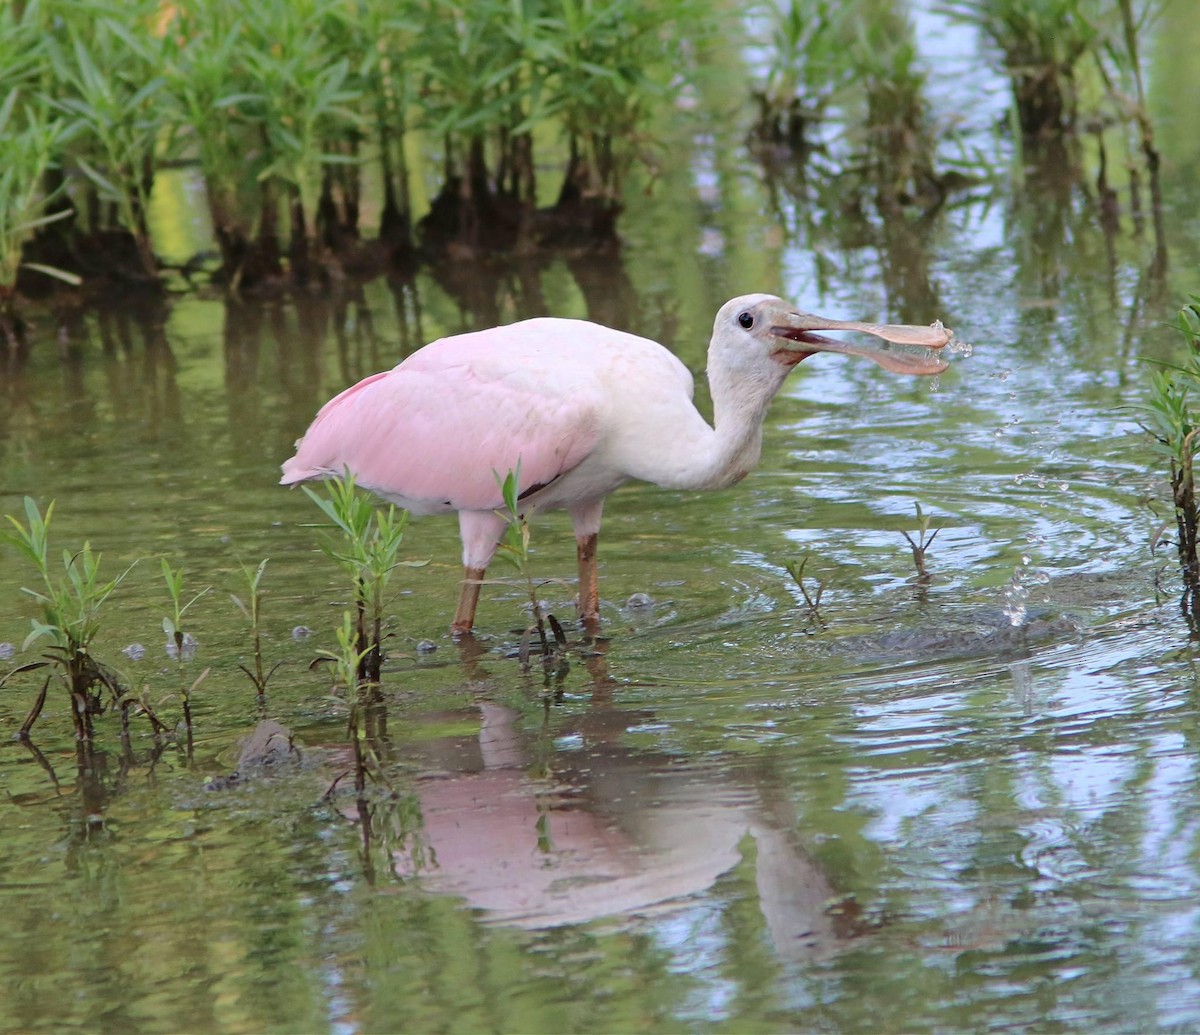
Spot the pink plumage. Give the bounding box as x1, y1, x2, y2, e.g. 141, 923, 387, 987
282, 319, 627, 513
282, 295, 951, 633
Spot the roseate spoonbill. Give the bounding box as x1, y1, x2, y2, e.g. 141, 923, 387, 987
281, 294, 951, 633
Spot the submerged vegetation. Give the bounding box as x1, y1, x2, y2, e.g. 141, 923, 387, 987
753, 0, 1166, 256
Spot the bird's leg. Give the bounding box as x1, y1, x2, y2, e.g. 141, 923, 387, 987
576, 532, 600, 634
568, 501, 605, 635
452, 566, 487, 635
454, 510, 508, 635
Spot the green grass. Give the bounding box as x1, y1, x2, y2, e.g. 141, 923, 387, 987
0, 497, 133, 741
1142, 295, 1200, 614
302, 471, 424, 686
6, 0, 706, 288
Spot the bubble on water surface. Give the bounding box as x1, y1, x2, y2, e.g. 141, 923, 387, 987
291, 625, 313, 640
0, 643, 13, 661
122, 642, 146, 661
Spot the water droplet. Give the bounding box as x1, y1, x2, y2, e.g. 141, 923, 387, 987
1003, 573, 1028, 627
1022, 554, 1032, 565
998, 369, 1011, 382
1058, 482, 1069, 491
949, 339, 974, 357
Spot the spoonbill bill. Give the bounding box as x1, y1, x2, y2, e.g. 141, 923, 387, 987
281, 294, 952, 633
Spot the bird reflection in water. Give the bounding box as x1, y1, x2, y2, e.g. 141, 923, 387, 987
328, 643, 866, 960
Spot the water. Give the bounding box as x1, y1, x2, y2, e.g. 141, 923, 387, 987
4, 37, 1200, 1035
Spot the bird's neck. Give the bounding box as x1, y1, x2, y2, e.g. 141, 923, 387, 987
685, 358, 789, 490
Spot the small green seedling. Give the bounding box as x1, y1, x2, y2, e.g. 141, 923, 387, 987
312, 611, 387, 797
0, 497, 133, 741
231, 557, 282, 703
900, 502, 940, 584
303, 470, 425, 686
1142, 294, 1200, 613
785, 553, 828, 625
161, 558, 211, 755
494, 464, 567, 669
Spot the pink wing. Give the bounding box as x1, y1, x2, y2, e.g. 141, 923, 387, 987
281, 326, 606, 513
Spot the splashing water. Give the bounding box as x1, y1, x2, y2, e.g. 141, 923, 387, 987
1003, 572, 1028, 627
930, 319, 974, 359
1003, 558, 1052, 627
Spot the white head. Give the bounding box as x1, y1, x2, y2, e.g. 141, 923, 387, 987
711, 292, 953, 380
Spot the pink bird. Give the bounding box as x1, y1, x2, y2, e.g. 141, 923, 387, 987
281, 294, 951, 634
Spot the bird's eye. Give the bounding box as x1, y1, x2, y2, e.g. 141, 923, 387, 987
737, 311, 754, 329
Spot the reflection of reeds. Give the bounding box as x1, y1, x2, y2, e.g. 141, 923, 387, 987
751, 0, 847, 151
939, 0, 1164, 248
851, 1, 941, 210
938, 0, 1100, 140
752, 0, 953, 217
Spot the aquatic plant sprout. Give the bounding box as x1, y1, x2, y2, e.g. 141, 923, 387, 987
301, 471, 424, 685
494, 463, 566, 666
0, 497, 133, 741
1141, 295, 1200, 615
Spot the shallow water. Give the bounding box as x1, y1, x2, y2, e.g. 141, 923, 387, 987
5, 26, 1200, 1035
